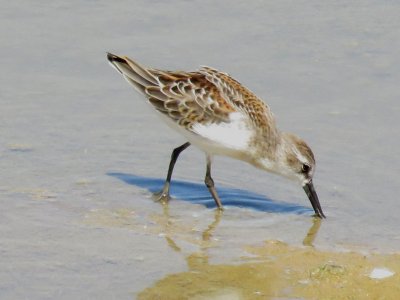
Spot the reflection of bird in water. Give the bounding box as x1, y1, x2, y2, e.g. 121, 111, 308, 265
157, 204, 222, 261
137, 204, 323, 299
107, 53, 325, 218
156, 203, 321, 263
303, 217, 322, 247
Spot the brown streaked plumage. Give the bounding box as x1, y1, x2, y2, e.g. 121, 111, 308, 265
107, 53, 325, 218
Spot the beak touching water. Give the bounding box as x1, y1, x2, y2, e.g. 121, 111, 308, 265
303, 181, 326, 218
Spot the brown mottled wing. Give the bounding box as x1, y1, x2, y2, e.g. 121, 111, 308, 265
144, 68, 237, 130
199, 67, 276, 135
108, 54, 275, 136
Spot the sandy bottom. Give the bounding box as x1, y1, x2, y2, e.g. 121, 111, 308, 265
85, 208, 400, 299
138, 242, 400, 299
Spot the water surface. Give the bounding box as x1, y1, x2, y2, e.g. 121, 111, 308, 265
1, 1, 400, 299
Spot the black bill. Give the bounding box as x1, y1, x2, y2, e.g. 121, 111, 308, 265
303, 181, 326, 218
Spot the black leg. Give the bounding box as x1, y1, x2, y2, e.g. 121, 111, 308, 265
153, 142, 190, 202
204, 155, 223, 209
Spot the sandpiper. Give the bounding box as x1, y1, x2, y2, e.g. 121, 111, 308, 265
107, 53, 325, 218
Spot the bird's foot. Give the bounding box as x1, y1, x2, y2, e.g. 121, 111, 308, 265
152, 190, 171, 204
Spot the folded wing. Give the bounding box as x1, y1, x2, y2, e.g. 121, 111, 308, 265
107, 53, 276, 139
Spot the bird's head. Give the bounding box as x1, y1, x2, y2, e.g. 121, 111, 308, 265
259, 132, 325, 218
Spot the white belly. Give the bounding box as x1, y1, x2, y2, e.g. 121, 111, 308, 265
157, 111, 253, 161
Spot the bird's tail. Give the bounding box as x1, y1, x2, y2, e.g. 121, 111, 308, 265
107, 52, 158, 94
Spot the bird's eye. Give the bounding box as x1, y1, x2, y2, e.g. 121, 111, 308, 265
301, 164, 311, 173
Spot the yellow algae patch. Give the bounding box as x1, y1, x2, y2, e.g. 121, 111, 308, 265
138, 240, 400, 300
84, 208, 137, 228
10, 188, 57, 200
83, 206, 221, 248
75, 179, 92, 186
84, 207, 400, 299
137, 252, 279, 300
247, 240, 400, 299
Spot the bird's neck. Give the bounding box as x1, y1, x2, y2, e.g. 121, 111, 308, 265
249, 131, 295, 173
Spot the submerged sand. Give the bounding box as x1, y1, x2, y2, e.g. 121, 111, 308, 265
85, 208, 400, 299
138, 244, 400, 299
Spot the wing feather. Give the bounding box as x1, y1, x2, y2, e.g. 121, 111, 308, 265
107, 54, 277, 139
199, 67, 276, 133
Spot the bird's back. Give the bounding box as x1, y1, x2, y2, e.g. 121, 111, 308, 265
107, 53, 279, 157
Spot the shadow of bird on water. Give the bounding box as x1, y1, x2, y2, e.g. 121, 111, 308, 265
108, 172, 313, 216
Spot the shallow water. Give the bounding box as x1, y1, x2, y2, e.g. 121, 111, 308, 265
1, 1, 400, 298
